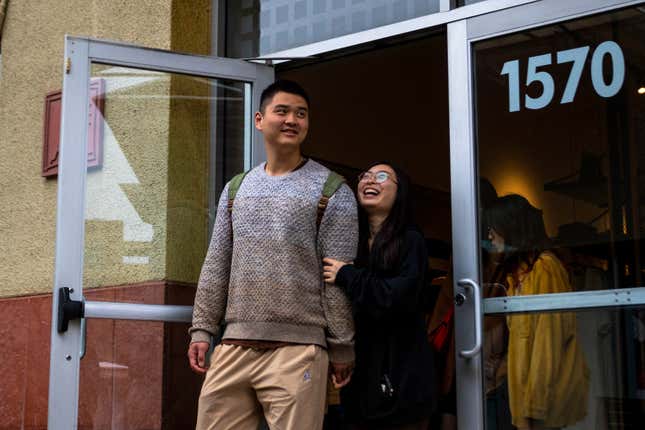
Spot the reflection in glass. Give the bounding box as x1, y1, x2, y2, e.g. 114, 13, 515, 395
78, 320, 201, 429
76, 66, 250, 429
459, 0, 487, 6
484, 307, 645, 430
82, 65, 249, 300
475, 6, 645, 294
226, 0, 441, 57
474, 6, 645, 429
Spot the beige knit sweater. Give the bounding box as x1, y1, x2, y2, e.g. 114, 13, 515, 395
189, 160, 358, 363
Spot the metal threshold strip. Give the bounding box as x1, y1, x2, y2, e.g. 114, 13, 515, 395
484, 287, 645, 314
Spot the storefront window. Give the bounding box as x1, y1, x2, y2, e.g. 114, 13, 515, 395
226, 0, 440, 58
473, 9, 645, 428
475, 6, 645, 295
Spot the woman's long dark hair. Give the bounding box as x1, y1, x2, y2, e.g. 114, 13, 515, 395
357, 162, 413, 273
484, 194, 551, 282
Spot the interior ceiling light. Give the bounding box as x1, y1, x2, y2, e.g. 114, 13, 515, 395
638, 87, 645, 95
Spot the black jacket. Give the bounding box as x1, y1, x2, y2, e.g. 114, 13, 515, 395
336, 229, 437, 427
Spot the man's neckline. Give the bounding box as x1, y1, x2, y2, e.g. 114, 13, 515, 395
263, 157, 309, 177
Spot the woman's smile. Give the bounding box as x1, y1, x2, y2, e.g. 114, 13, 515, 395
362, 187, 381, 197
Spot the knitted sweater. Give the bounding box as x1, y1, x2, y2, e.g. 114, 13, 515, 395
189, 160, 358, 363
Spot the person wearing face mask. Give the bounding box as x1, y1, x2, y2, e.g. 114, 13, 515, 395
484, 194, 590, 430
323, 162, 436, 430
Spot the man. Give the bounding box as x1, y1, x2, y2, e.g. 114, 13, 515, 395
188, 80, 358, 430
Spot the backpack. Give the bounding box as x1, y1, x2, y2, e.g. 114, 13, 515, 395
226, 169, 346, 230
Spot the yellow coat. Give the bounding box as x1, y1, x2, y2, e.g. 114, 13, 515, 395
506, 252, 590, 428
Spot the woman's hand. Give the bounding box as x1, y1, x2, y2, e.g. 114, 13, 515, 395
330, 361, 354, 388
323, 258, 349, 284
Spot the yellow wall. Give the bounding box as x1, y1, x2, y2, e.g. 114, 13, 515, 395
0, 1, 211, 297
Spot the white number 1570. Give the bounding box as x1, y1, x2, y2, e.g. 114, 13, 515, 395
500, 41, 625, 112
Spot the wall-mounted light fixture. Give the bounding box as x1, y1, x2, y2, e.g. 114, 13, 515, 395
638, 87, 645, 95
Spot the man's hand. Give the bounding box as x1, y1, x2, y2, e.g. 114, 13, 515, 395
330, 361, 354, 388
188, 341, 210, 374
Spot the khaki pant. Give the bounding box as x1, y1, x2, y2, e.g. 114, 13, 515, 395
196, 344, 329, 430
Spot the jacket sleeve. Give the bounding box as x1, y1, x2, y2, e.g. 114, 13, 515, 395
188, 183, 232, 345
521, 258, 574, 419
317, 183, 358, 363
335, 230, 428, 320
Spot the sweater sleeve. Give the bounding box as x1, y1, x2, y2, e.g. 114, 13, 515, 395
317, 183, 358, 363
335, 230, 428, 320
188, 183, 232, 345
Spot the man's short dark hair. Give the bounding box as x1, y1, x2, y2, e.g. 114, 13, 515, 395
259, 80, 310, 113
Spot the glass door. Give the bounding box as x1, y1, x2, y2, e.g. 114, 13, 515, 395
47, 36, 273, 429
448, 1, 645, 429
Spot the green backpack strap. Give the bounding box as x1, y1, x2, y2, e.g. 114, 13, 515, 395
227, 171, 249, 214
317, 171, 345, 230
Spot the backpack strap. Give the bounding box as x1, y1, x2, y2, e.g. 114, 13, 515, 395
316, 171, 345, 230
227, 171, 249, 214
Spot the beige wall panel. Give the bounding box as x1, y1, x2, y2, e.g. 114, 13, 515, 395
0, 0, 174, 297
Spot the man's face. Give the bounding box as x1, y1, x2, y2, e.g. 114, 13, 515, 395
255, 91, 309, 149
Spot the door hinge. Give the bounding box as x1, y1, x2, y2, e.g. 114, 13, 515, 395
57, 287, 84, 333
65, 58, 72, 74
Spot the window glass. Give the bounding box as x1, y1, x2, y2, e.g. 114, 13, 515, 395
227, 0, 440, 57
482, 307, 645, 429
475, 7, 645, 295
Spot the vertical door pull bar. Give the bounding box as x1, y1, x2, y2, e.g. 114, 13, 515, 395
457, 278, 482, 358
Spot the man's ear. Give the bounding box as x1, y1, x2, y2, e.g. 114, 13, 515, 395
254, 111, 263, 130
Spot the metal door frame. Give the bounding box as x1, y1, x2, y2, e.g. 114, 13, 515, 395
447, 1, 645, 429
47, 36, 273, 429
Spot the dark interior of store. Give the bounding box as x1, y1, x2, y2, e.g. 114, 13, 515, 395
274, 6, 645, 424
278, 30, 453, 279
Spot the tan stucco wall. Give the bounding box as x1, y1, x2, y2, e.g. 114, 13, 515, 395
166, 0, 212, 284
0, 0, 7, 39
0, 1, 211, 297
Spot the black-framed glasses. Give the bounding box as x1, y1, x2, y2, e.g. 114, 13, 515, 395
358, 170, 398, 184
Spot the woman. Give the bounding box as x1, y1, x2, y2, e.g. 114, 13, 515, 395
323, 162, 436, 430
484, 194, 590, 430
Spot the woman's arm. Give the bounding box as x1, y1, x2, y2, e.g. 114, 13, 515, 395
334, 230, 428, 320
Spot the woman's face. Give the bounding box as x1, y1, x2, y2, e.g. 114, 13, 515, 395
357, 164, 398, 216
488, 226, 505, 253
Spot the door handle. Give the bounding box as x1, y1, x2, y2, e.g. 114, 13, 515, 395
457, 278, 482, 359
57, 287, 85, 333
